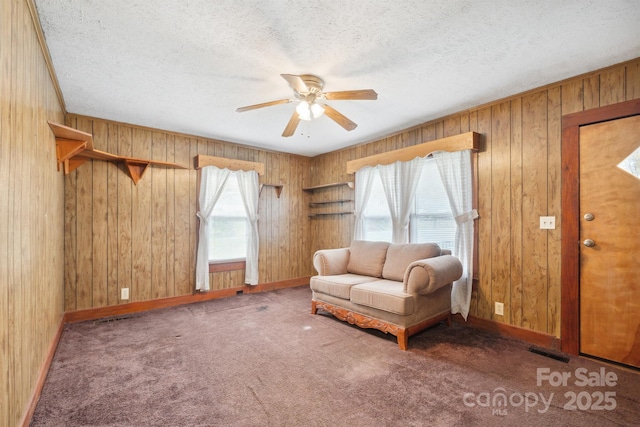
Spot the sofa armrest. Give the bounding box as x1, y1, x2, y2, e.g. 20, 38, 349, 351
403, 255, 463, 295
313, 248, 350, 276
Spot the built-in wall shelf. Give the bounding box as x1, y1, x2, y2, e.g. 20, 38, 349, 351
47, 121, 187, 184
302, 181, 354, 192
260, 183, 284, 198
309, 199, 353, 207
308, 211, 354, 218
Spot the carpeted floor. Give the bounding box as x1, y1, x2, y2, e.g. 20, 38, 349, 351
31, 286, 639, 426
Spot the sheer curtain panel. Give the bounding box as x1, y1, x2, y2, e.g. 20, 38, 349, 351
236, 170, 260, 285
378, 158, 424, 243
353, 166, 376, 240
433, 150, 477, 320
196, 166, 232, 291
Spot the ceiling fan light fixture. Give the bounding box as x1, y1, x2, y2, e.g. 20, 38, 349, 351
296, 100, 325, 121
311, 102, 325, 118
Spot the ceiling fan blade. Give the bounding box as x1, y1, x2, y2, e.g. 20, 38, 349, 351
236, 99, 292, 112
323, 89, 378, 100
322, 104, 357, 131
282, 111, 301, 137
281, 74, 309, 94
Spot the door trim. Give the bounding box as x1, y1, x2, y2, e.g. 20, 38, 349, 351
561, 98, 640, 355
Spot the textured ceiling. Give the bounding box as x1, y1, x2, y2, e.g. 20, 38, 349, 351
35, 0, 640, 157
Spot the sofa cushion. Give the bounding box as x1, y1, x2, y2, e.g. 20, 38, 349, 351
347, 240, 390, 278
381, 243, 441, 282
310, 274, 373, 300
350, 280, 414, 315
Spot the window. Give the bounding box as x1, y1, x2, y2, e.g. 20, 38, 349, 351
361, 157, 455, 249
208, 174, 248, 263
411, 157, 456, 250
362, 172, 392, 242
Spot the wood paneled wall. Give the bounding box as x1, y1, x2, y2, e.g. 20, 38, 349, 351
63, 115, 314, 311
309, 58, 640, 338
1, 0, 66, 425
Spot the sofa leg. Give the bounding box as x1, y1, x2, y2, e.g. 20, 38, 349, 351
445, 314, 452, 327
311, 300, 318, 315
397, 330, 408, 351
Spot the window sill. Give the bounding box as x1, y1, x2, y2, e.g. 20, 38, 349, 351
209, 260, 246, 273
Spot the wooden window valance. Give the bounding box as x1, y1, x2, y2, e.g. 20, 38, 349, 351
195, 154, 265, 175
346, 132, 480, 174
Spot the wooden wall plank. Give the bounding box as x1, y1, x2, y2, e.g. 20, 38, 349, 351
583, 76, 600, 110
547, 86, 562, 337
117, 126, 133, 304
106, 123, 119, 305
91, 120, 108, 307
600, 66, 626, 106
510, 98, 524, 326
131, 129, 153, 301
165, 135, 176, 297
75, 117, 93, 309
476, 107, 493, 319
561, 79, 584, 115
521, 91, 548, 333
490, 102, 511, 321
173, 135, 192, 295
151, 132, 168, 299
627, 61, 640, 101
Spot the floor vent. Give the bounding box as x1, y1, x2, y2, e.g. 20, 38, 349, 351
528, 346, 570, 363
94, 315, 136, 324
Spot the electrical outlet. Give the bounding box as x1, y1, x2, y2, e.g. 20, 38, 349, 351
121, 288, 129, 300
540, 216, 556, 230
495, 302, 504, 316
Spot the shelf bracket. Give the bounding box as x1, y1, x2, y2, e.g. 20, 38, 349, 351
259, 184, 284, 198
123, 160, 151, 185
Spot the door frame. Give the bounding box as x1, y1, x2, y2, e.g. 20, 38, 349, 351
561, 98, 640, 355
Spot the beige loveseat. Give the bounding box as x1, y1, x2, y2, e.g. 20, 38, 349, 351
310, 240, 463, 350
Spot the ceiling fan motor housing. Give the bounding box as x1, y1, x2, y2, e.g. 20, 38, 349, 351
299, 74, 324, 94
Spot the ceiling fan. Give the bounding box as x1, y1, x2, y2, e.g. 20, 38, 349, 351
236, 74, 378, 137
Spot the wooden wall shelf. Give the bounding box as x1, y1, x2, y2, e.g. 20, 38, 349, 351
302, 181, 354, 192
308, 212, 354, 218
260, 183, 284, 198
47, 121, 187, 184
309, 199, 353, 206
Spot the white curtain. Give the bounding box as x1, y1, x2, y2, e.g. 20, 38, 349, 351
378, 158, 424, 243
353, 166, 376, 240
236, 170, 260, 285
196, 166, 232, 291
433, 150, 477, 320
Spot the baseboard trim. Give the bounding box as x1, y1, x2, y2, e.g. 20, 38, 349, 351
64, 276, 311, 323
19, 315, 65, 427
452, 314, 561, 351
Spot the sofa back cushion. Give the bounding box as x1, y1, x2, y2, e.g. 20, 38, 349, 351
382, 243, 441, 281
347, 240, 390, 277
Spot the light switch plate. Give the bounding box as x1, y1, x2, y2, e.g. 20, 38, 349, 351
121, 288, 129, 300
540, 216, 556, 230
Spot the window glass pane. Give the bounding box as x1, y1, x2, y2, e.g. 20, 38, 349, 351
411, 158, 456, 251
362, 171, 392, 242
209, 175, 247, 262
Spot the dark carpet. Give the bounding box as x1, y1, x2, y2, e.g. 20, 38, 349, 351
31, 286, 639, 426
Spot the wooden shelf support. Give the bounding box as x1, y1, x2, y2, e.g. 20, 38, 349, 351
123, 160, 151, 185
260, 183, 284, 198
